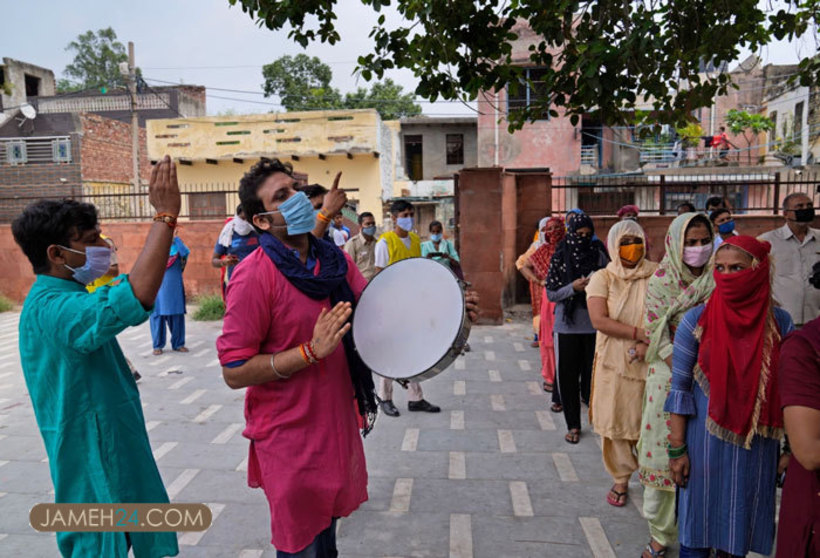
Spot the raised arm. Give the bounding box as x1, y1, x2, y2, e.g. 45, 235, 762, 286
128, 156, 182, 307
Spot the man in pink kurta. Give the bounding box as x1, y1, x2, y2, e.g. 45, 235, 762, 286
218, 247, 368, 552
217, 158, 376, 557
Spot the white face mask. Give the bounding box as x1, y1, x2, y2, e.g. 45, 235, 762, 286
59, 245, 112, 285
682, 244, 712, 268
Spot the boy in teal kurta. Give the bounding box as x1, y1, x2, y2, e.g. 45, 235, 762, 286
12, 156, 182, 558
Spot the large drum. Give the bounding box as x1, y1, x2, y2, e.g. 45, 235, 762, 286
353, 257, 471, 385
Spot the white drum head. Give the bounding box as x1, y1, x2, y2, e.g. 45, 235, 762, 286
353, 258, 464, 379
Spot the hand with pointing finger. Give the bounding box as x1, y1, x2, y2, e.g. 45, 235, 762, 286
321, 172, 347, 217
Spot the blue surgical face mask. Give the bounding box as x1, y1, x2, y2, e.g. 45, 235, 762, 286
60, 245, 112, 285
258, 191, 315, 236
430, 233, 443, 242
362, 226, 377, 237
717, 220, 735, 235
396, 216, 414, 232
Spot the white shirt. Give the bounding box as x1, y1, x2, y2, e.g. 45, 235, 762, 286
374, 236, 412, 268
758, 223, 820, 326
713, 230, 739, 250
332, 228, 347, 247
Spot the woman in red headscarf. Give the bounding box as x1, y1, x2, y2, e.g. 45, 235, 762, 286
663, 236, 794, 558
522, 217, 566, 401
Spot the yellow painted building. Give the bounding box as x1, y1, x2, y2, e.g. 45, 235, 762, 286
146, 109, 395, 224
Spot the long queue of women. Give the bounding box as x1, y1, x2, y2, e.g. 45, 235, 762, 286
518, 208, 811, 558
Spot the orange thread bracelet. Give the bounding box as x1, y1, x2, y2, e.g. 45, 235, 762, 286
316, 211, 331, 224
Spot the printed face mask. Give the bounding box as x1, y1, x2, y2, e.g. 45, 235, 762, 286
619, 243, 644, 264
396, 216, 414, 232
257, 191, 315, 236
682, 244, 712, 268
60, 245, 112, 285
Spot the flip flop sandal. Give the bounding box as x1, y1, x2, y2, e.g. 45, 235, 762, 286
642, 543, 667, 558
551, 403, 563, 413
606, 487, 628, 507
564, 430, 580, 444
543, 382, 554, 392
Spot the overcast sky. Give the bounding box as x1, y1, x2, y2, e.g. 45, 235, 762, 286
1, 0, 815, 118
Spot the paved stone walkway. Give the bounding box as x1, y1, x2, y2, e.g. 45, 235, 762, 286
0, 311, 672, 557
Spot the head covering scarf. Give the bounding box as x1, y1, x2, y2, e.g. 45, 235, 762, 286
535, 217, 550, 247
617, 204, 640, 219
645, 213, 715, 362
602, 220, 656, 318
529, 217, 565, 279
696, 236, 783, 448
258, 232, 378, 436
218, 213, 255, 248
546, 212, 609, 323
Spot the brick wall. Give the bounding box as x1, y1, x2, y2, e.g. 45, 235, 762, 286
0, 220, 229, 303
79, 113, 152, 184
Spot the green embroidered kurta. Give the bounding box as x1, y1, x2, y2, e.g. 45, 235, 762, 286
19, 274, 178, 558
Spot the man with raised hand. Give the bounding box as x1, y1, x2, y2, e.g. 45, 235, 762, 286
12, 156, 182, 558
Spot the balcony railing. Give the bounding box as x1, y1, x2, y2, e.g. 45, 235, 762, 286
0, 136, 72, 165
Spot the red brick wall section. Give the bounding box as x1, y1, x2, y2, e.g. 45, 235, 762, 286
0, 220, 229, 303
79, 113, 152, 184
457, 168, 505, 323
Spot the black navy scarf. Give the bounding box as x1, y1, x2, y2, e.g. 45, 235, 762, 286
259, 232, 378, 435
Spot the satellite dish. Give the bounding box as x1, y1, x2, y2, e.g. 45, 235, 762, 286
20, 103, 36, 120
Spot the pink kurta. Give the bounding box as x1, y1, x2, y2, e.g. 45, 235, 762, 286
539, 296, 557, 384
217, 247, 369, 553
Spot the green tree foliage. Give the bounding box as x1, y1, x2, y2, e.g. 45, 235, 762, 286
262, 54, 343, 111
725, 109, 775, 164
60, 27, 128, 92
262, 55, 421, 118
228, 0, 820, 129
343, 78, 421, 120
676, 123, 704, 149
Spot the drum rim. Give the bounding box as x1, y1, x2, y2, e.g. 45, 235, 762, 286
352, 257, 466, 378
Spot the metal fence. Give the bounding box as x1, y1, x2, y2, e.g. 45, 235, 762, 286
550, 170, 820, 216
0, 182, 241, 223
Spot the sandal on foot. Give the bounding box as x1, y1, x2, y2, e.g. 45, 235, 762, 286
543, 381, 553, 393
550, 402, 563, 413
641, 542, 667, 558
152, 349, 163, 355
173, 347, 189, 353
606, 486, 628, 507
565, 429, 580, 444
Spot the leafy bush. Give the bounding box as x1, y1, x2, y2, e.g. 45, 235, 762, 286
0, 295, 13, 313
192, 293, 225, 321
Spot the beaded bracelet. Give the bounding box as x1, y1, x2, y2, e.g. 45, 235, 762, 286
667, 443, 688, 459
305, 341, 319, 363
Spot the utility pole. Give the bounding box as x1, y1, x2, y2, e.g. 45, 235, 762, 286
125, 42, 139, 218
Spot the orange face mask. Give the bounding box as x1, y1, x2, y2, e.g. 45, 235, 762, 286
619, 243, 644, 264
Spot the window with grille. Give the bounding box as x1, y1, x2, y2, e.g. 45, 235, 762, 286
507, 67, 550, 117
188, 192, 226, 220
